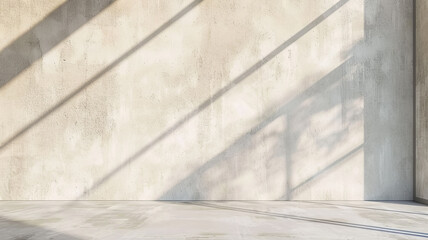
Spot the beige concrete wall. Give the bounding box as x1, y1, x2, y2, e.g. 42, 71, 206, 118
0, 0, 413, 200
416, 0, 428, 203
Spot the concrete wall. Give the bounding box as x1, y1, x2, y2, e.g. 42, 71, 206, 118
416, 0, 428, 204
0, 0, 413, 200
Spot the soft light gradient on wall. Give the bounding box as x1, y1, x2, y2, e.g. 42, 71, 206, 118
0, 0, 413, 200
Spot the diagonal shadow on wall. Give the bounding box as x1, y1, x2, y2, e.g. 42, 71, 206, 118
158, 0, 413, 201
0, 0, 116, 89
287, 144, 363, 198
76, 0, 351, 199
0, 0, 205, 152
159, 58, 359, 200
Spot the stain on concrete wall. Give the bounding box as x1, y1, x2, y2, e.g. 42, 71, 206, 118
416, 0, 428, 203
0, 0, 413, 200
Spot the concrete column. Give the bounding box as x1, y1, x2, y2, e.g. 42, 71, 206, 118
416, 0, 428, 204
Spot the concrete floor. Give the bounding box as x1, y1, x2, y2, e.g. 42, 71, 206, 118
0, 201, 427, 239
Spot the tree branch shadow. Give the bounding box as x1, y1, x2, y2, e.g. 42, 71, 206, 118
159, 58, 354, 200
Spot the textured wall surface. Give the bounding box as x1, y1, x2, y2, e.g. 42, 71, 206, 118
416, 0, 428, 203
0, 0, 413, 200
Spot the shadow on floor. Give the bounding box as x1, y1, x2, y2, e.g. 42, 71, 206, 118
300, 201, 428, 217
179, 202, 428, 238
0, 215, 80, 240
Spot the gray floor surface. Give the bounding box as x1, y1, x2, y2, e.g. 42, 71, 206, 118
0, 201, 427, 239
